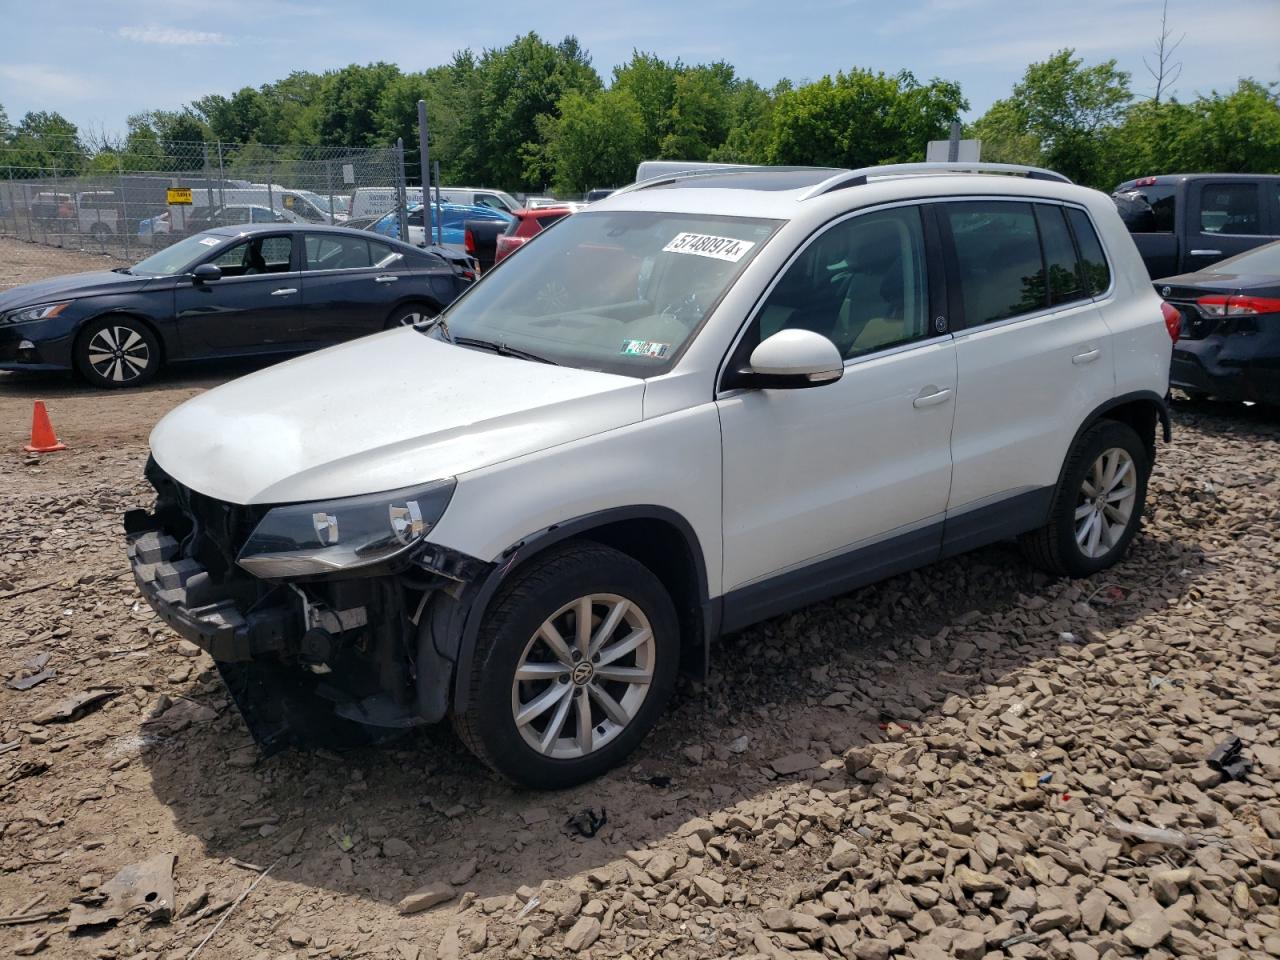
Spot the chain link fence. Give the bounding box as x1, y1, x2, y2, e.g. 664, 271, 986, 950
0, 138, 412, 285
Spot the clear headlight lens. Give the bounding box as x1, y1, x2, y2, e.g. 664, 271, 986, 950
236, 479, 456, 578
2, 301, 72, 325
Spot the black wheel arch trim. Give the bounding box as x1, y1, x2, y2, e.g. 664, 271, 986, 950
1069, 390, 1171, 460
445, 505, 712, 714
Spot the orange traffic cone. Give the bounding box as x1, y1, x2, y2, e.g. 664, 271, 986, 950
24, 401, 67, 453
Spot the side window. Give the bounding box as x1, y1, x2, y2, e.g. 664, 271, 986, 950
259, 236, 293, 270
369, 240, 405, 269
211, 240, 250, 271
251, 207, 273, 223
1064, 208, 1111, 296
1034, 204, 1087, 306
303, 234, 371, 271
944, 202, 1044, 326
1199, 183, 1261, 235
1113, 185, 1176, 233
755, 205, 930, 359
476, 195, 501, 208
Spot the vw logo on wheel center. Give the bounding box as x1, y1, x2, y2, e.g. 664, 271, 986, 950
571, 661, 594, 685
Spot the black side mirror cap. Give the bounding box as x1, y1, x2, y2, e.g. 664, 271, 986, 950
192, 263, 222, 284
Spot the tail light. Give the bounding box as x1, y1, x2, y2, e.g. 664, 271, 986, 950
494, 235, 525, 264
464, 228, 475, 255
1195, 294, 1280, 317
1160, 301, 1181, 343
1134, 176, 1158, 187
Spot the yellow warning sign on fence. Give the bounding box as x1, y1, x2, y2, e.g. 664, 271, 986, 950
166, 187, 193, 205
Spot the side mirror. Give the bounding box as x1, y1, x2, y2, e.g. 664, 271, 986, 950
739, 329, 844, 389
192, 263, 222, 284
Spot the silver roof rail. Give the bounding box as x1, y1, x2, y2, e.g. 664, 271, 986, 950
611, 163, 844, 198
800, 162, 1072, 199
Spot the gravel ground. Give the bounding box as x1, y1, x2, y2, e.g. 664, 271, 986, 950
0, 237, 120, 290
1, 360, 1278, 960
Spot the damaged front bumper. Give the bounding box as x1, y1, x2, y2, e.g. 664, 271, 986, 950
124, 461, 490, 753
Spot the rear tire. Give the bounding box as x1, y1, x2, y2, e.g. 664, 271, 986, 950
1020, 420, 1150, 577
75, 316, 160, 389
453, 543, 679, 789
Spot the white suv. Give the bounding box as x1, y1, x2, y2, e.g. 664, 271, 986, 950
127, 162, 1174, 788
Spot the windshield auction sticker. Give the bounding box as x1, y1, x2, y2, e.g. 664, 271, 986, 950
198, 237, 221, 246
621, 339, 670, 358
662, 232, 755, 262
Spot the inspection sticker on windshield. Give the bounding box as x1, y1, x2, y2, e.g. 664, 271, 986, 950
662, 232, 755, 262
197, 237, 221, 246
621, 339, 670, 358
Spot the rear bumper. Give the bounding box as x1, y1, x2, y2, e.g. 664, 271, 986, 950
1171, 332, 1280, 405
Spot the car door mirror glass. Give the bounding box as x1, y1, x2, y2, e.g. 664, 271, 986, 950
747, 329, 844, 387
192, 263, 222, 284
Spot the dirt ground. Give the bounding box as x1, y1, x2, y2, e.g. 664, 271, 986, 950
1, 345, 1278, 959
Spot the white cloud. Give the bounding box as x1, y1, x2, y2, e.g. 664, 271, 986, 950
117, 26, 232, 46
0, 64, 87, 99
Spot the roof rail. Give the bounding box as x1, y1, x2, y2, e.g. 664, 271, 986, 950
801, 162, 1071, 199
612, 163, 844, 198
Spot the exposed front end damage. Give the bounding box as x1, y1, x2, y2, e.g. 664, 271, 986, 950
125, 458, 489, 754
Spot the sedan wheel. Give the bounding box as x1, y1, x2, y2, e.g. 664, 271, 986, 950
386, 305, 438, 329
75, 317, 160, 388
511, 594, 655, 760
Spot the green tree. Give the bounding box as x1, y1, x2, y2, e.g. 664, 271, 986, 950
459, 33, 601, 189
966, 98, 1043, 166
660, 63, 736, 160
540, 87, 646, 193
6, 111, 85, 177
0, 102, 10, 143
767, 69, 966, 167
308, 62, 404, 147
612, 52, 681, 157
977, 49, 1131, 185
709, 79, 776, 164
193, 87, 272, 143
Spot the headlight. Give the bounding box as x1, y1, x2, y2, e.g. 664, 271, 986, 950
236, 479, 456, 578
2, 301, 72, 325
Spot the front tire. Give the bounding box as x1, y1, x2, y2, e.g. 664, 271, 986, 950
385, 302, 439, 329
1021, 420, 1150, 577
75, 316, 160, 388
453, 543, 679, 789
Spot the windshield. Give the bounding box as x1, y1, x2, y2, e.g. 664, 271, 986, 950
131, 232, 232, 275
1208, 239, 1280, 275
440, 210, 779, 376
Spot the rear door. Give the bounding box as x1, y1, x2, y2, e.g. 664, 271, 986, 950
174, 233, 304, 356
1185, 180, 1278, 272
940, 200, 1114, 548
299, 233, 412, 342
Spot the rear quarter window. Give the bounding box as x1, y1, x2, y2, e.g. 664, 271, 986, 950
1113, 184, 1176, 233
1064, 208, 1111, 296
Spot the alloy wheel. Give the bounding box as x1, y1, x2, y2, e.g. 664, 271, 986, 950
1074, 447, 1137, 559
510, 593, 655, 760
86, 326, 150, 384
393, 309, 435, 327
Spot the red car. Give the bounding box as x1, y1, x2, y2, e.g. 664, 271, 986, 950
493, 206, 575, 264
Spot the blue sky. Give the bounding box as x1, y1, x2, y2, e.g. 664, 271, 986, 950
1, 0, 1277, 137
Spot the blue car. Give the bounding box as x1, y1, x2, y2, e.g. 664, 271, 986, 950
370, 202, 512, 248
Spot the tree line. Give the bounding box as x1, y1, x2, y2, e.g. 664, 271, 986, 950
1, 33, 1277, 194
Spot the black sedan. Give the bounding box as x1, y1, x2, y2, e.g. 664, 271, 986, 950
0, 225, 473, 388
1159, 240, 1280, 407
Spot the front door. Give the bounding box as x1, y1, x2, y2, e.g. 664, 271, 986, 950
175, 233, 302, 356
717, 204, 956, 621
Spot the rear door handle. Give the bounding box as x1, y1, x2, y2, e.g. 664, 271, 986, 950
913, 387, 952, 408
1189, 249, 1222, 257
374, 275, 399, 283
271, 287, 297, 296
1072, 348, 1101, 365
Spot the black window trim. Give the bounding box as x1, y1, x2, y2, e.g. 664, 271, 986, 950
716, 197, 950, 397
937, 195, 1115, 335
196, 230, 300, 278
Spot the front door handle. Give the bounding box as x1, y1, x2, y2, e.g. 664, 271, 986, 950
271, 287, 297, 296
1072, 348, 1101, 365
374, 275, 399, 283
1189, 249, 1222, 257
913, 387, 952, 408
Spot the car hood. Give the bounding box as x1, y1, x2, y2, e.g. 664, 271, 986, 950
0, 271, 153, 312
149, 330, 646, 505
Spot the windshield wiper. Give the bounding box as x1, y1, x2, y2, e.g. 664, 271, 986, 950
414, 314, 453, 343
454, 336, 558, 365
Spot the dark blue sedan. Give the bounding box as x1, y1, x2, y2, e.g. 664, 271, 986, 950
0, 225, 473, 388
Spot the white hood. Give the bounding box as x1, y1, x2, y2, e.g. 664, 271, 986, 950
150, 329, 645, 504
